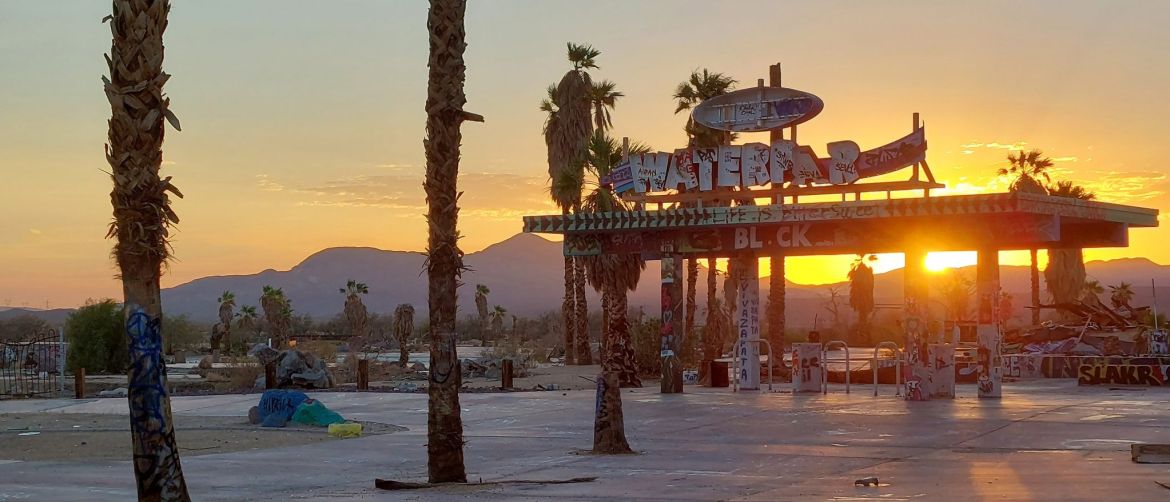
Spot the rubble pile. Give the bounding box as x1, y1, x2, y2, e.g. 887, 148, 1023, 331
1007, 300, 1158, 356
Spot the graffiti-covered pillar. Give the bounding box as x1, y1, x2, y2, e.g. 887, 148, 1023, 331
976, 248, 1003, 398
735, 257, 761, 390
904, 248, 932, 401
660, 253, 684, 394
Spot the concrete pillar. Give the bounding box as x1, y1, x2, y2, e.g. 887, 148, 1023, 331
735, 257, 761, 390
976, 248, 1003, 398
660, 254, 684, 394
904, 249, 931, 401
791, 343, 822, 392
929, 344, 955, 398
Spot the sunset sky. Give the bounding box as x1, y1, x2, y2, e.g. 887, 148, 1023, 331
3, 1, 1169, 309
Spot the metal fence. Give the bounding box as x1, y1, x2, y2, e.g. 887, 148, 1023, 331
0, 331, 62, 398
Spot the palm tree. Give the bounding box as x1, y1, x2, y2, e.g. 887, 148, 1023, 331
1110, 282, 1135, 312
998, 149, 1053, 194
392, 304, 415, 368
1045, 181, 1095, 309
423, 0, 470, 483
474, 284, 490, 329
545, 42, 600, 366
103, 0, 190, 497
999, 149, 1053, 324
260, 285, 291, 347
586, 79, 623, 132
938, 270, 973, 325
490, 305, 507, 335
673, 70, 738, 361
673, 69, 737, 148
848, 255, 877, 345
580, 132, 650, 387
340, 280, 369, 354
216, 291, 235, 354
236, 305, 259, 339
1083, 279, 1105, 303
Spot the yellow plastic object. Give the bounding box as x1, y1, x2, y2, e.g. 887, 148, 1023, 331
328, 422, 363, 438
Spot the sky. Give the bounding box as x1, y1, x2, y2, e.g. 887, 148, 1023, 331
2, 1, 1169, 309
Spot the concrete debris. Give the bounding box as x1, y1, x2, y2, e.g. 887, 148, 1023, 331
854, 477, 879, 487
462, 356, 529, 379
98, 387, 127, 398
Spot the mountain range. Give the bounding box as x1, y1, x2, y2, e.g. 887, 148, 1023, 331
5, 233, 1170, 329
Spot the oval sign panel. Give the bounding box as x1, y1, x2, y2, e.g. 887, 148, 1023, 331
691, 86, 824, 133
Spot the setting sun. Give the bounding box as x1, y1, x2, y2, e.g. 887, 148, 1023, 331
925, 251, 978, 272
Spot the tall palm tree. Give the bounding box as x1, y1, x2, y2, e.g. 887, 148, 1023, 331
581, 132, 650, 387
103, 0, 189, 497
1082, 279, 1105, 303
216, 291, 235, 354
236, 305, 259, 339
848, 255, 876, 346
586, 79, 623, 132
673, 69, 737, 148
393, 304, 415, 368
340, 280, 369, 353
260, 285, 290, 347
1045, 181, 1095, 309
999, 149, 1053, 324
1110, 282, 1135, 311
490, 305, 507, 335
674, 70, 737, 362
474, 284, 490, 330
423, 0, 471, 483
545, 42, 600, 366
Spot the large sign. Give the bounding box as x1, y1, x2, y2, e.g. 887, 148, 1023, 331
606, 127, 926, 194
691, 86, 824, 133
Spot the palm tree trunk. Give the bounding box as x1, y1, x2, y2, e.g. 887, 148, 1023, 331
105, 1, 190, 498
574, 258, 592, 364
767, 256, 785, 363
1030, 249, 1041, 325
685, 258, 698, 362
606, 289, 641, 387
562, 255, 577, 365
594, 286, 631, 453
423, 0, 468, 483
701, 257, 718, 383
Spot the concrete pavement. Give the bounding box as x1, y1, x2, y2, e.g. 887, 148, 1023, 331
2, 380, 1169, 500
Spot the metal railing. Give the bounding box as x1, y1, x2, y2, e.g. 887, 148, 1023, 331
822, 341, 851, 394
872, 342, 903, 397
731, 339, 774, 392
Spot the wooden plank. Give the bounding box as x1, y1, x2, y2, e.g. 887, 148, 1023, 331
1132, 444, 1170, 464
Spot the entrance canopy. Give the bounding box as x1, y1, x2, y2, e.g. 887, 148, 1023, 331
523, 191, 1159, 258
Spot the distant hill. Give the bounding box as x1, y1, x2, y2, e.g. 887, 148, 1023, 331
158, 233, 826, 324
9, 235, 1170, 331
0, 307, 74, 326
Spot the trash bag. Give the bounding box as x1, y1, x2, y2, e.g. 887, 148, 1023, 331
256, 389, 309, 428
291, 398, 345, 426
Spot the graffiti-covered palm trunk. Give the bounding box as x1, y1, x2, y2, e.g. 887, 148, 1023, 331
574, 258, 592, 364
423, 0, 468, 483
562, 255, 576, 365
604, 288, 641, 387
104, 0, 190, 498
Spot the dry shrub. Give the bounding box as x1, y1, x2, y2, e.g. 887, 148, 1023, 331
221, 362, 263, 392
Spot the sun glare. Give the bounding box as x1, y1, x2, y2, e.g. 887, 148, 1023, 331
925, 251, 977, 272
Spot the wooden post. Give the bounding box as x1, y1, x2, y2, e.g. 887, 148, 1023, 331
264, 361, 276, 389
74, 367, 85, 399
357, 359, 369, 390
501, 359, 514, 389
766, 62, 787, 370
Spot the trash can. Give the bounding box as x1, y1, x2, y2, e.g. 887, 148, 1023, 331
710, 360, 729, 388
